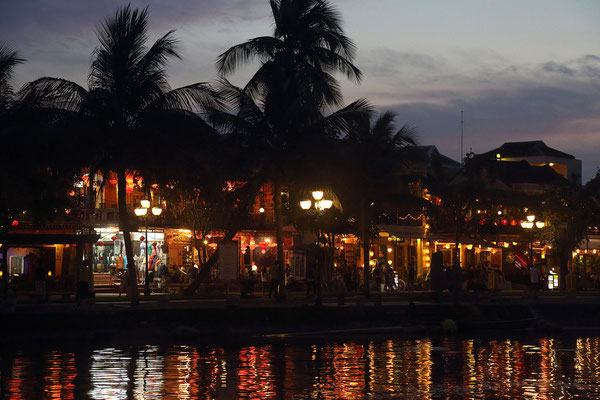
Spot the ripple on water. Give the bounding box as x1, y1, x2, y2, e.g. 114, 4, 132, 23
2, 336, 600, 399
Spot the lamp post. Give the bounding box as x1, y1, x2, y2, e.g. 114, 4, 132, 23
520, 214, 545, 269
135, 200, 163, 296
300, 191, 333, 306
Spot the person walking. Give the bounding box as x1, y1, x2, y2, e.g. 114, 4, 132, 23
269, 263, 280, 298
529, 263, 541, 296
260, 266, 269, 295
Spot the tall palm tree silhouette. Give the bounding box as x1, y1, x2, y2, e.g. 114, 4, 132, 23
216, 0, 363, 288
20, 6, 220, 304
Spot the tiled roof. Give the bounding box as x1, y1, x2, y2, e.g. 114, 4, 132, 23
479, 140, 575, 160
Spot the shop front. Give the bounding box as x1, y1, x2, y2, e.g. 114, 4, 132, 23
93, 228, 166, 276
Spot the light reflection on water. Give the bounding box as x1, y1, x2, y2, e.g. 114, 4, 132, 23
2, 337, 600, 399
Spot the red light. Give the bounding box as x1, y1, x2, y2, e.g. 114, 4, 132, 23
510, 220, 517, 226
11, 220, 18, 227
501, 219, 508, 225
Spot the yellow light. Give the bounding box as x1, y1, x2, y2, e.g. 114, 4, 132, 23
444, 244, 450, 249
576, 249, 580, 254
47, 271, 52, 277
259, 207, 265, 213
594, 249, 597, 254
0, 270, 3, 278
134, 207, 147, 216
203, 240, 208, 245
425, 249, 430, 254
312, 191, 324, 201
549, 162, 554, 166
496, 153, 501, 159
467, 244, 473, 250
140, 199, 150, 208
535, 221, 545, 228
541, 254, 546, 259
387, 260, 393, 265
387, 247, 392, 253
369, 251, 374, 257
504, 242, 509, 248
521, 221, 534, 229
425, 224, 430, 229
151, 207, 162, 216
497, 210, 502, 215
527, 215, 535, 222
300, 200, 311, 210
369, 260, 376, 266
265, 238, 271, 243
477, 210, 481, 214
513, 242, 518, 245
426, 263, 430, 268
321, 199, 333, 209
251, 265, 258, 271
425, 255, 430, 261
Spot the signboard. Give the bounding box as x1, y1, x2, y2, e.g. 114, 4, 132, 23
344, 244, 355, 263
289, 250, 306, 279
218, 242, 239, 280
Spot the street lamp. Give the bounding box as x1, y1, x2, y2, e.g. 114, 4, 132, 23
521, 215, 545, 269
135, 200, 164, 296
299, 191, 333, 306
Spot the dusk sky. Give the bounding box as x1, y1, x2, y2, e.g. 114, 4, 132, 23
2, 0, 599, 181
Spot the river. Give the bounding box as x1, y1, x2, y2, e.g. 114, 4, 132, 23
1, 334, 599, 399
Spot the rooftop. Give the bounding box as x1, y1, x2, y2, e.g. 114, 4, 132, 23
479, 140, 576, 160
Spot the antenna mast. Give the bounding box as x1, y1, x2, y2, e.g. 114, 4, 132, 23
460, 110, 464, 164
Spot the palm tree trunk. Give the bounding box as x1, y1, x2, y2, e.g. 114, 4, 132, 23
361, 202, 371, 299
1, 243, 7, 297
273, 180, 286, 297
117, 168, 139, 305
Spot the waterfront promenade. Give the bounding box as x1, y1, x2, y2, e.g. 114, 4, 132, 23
2, 290, 600, 345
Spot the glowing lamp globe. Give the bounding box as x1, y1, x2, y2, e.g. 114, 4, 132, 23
312, 191, 324, 201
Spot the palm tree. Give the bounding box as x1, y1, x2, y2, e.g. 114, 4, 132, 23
216, 0, 362, 290
19, 6, 220, 304
0, 43, 24, 285
333, 112, 416, 297
0, 43, 24, 114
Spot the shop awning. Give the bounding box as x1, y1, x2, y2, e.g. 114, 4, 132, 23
0, 233, 100, 246
581, 236, 600, 250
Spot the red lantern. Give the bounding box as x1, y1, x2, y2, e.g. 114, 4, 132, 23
501, 219, 508, 226
97, 241, 104, 246
510, 220, 517, 226
11, 220, 18, 227
111, 235, 117, 241
139, 236, 145, 242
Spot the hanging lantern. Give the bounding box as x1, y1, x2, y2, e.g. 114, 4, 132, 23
139, 236, 145, 242
510, 220, 517, 226
11, 220, 19, 227
111, 235, 117, 241
97, 241, 104, 246
501, 219, 508, 226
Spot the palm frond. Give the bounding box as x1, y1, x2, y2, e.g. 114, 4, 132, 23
216, 37, 281, 76
17, 77, 87, 112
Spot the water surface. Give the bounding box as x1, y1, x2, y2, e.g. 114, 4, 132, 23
2, 335, 600, 399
